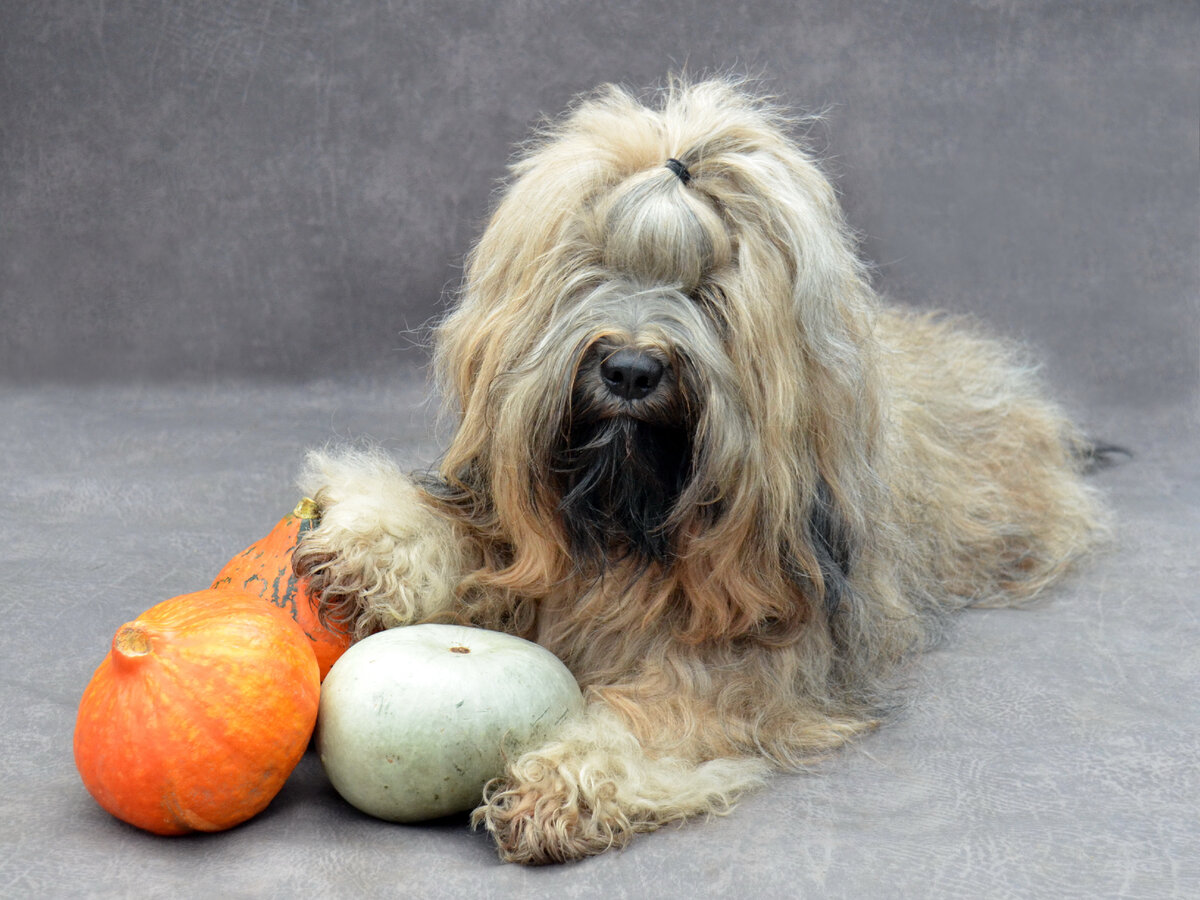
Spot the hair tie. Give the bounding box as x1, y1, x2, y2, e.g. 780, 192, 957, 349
665, 158, 692, 185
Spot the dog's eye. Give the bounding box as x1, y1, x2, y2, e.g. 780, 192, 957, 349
695, 283, 728, 306
690, 286, 731, 336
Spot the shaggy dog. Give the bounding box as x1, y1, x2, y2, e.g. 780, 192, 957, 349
294, 78, 1108, 864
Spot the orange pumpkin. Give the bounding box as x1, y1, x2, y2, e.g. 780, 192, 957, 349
212, 498, 351, 680
73, 589, 320, 835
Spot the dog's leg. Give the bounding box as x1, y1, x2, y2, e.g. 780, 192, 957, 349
293, 449, 470, 638
472, 702, 770, 864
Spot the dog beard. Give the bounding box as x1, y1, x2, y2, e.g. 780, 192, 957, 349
551, 392, 695, 567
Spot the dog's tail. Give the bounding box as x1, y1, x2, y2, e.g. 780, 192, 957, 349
1075, 439, 1131, 473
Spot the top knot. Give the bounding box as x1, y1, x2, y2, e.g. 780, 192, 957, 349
595, 161, 729, 292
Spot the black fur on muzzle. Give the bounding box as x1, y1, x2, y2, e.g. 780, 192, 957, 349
550, 338, 698, 566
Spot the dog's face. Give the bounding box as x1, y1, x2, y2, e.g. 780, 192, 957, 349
431, 80, 882, 634
550, 283, 712, 565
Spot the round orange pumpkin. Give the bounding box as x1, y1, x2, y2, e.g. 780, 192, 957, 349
73, 589, 320, 835
212, 498, 351, 680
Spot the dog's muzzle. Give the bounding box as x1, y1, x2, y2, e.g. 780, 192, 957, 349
571, 336, 681, 426
550, 336, 694, 564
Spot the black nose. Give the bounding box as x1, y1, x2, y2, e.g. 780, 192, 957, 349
600, 348, 665, 401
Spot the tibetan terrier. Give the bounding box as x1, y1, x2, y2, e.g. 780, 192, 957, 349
294, 78, 1108, 863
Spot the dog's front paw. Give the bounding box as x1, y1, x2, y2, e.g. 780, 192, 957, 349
470, 705, 771, 864
294, 450, 469, 638
472, 768, 637, 865
293, 519, 392, 637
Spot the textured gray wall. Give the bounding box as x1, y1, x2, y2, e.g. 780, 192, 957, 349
2, 1, 1196, 410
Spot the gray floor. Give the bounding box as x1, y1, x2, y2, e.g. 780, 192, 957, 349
2, 380, 1196, 898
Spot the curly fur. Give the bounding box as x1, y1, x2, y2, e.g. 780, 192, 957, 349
294, 77, 1109, 864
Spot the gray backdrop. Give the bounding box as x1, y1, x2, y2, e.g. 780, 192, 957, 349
2, 0, 1195, 406
3, 2, 1197, 898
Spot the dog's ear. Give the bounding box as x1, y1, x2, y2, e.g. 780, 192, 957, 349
782, 475, 859, 624
795, 477, 856, 619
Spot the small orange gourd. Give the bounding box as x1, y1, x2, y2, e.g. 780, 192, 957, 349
73, 589, 320, 835
212, 498, 351, 680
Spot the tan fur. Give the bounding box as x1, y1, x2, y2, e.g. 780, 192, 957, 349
294, 77, 1109, 864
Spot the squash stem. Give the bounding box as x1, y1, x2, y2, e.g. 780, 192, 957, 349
113, 624, 152, 668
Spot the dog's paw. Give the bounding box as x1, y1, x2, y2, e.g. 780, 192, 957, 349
292, 518, 399, 637
472, 770, 638, 865
293, 449, 468, 638
469, 704, 772, 864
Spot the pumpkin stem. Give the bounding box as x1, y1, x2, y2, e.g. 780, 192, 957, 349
293, 497, 320, 520
113, 624, 152, 667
